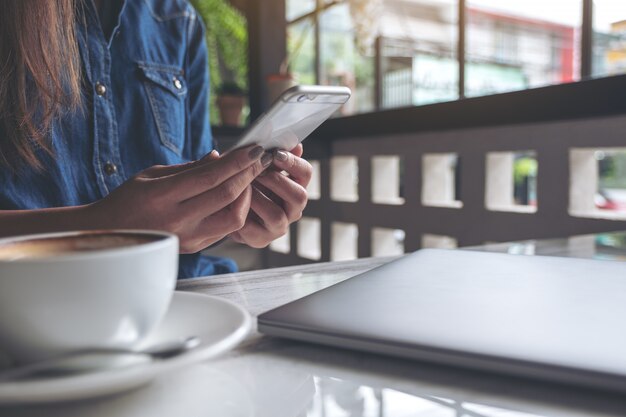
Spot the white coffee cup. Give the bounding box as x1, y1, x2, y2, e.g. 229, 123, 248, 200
0, 230, 178, 363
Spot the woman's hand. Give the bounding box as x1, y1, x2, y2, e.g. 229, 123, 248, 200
89, 146, 273, 253
230, 144, 312, 248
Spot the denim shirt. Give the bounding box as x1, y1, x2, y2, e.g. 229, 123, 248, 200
0, 0, 237, 278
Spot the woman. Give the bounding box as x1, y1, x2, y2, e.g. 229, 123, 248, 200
0, 0, 311, 278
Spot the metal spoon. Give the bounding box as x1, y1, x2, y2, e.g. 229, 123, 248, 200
0, 336, 201, 382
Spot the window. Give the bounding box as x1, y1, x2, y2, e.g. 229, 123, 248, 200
320, 3, 376, 114
287, 0, 458, 112
192, 0, 248, 125
379, 0, 459, 108
287, 17, 316, 85
466, 0, 582, 97
285, 1, 618, 117
286, 0, 376, 115
287, 0, 316, 21
592, 1, 626, 76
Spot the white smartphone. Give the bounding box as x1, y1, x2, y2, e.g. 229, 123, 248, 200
228, 85, 351, 152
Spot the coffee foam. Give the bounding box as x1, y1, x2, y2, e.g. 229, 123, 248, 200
0, 233, 163, 260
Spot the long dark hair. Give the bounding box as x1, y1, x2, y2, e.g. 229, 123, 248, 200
0, 0, 82, 172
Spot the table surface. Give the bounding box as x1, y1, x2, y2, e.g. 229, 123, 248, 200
10, 232, 626, 417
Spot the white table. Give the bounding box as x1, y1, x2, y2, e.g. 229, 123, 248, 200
9, 233, 626, 416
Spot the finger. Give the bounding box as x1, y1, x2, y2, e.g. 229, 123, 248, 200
249, 186, 289, 235
256, 144, 304, 177
171, 145, 269, 199
230, 216, 275, 248
140, 163, 194, 179
257, 145, 302, 177
252, 180, 283, 207
183, 186, 253, 252
198, 149, 221, 163
140, 150, 220, 179
290, 143, 303, 158
178, 154, 272, 220
271, 150, 312, 186
255, 171, 307, 222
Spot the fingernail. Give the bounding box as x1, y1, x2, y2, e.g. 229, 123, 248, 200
261, 152, 274, 167
248, 146, 264, 160
201, 150, 219, 161
274, 149, 289, 161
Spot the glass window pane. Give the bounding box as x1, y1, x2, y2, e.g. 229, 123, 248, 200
592, 1, 626, 76
466, 0, 582, 98
287, 18, 316, 85
320, 3, 376, 115
380, 0, 459, 108
286, 0, 316, 22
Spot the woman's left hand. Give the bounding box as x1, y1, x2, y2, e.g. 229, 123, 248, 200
230, 144, 312, 248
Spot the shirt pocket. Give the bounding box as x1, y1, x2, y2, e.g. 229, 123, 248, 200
138, 62, 188, 155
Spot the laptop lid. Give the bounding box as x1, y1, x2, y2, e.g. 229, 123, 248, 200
258, 249, 626, 392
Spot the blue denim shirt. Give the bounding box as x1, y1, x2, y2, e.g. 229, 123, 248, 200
0, 0, 237, 278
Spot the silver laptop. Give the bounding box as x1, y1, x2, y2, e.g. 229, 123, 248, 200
258, 249, 626, 392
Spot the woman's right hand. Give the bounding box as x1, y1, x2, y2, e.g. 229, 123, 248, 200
88, 146, 273, 253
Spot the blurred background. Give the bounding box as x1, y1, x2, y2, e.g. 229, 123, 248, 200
193, 0, 625, 121
192, 0, 626, 271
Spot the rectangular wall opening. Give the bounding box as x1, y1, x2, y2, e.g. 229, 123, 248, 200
570, 148, 626, 220
307, 160, 321, 200
269, 229, 290, 254
422, 234, 458, 249
486, 151, 537, 213
330, 156, 359, 202
297, 217, 321, 260
372, 156, 405, 205
331, 222, 358, 261
372, 227, 405, 257
422, 153, 462, 208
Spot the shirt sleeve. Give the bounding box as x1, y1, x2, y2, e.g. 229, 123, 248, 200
184, 7, 213, 161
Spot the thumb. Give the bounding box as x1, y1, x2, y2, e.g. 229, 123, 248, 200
140, 150, 220, 179
200, 149, 220, 162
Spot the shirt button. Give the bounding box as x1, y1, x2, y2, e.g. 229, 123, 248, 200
104, 162, 117, 176
173, 77, 182, 90
95, 82, 107, 97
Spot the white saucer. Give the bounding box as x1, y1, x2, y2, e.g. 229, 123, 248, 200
0, 291, 252, 405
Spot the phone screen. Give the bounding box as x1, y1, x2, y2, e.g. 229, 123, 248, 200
232, 87, 351, 151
